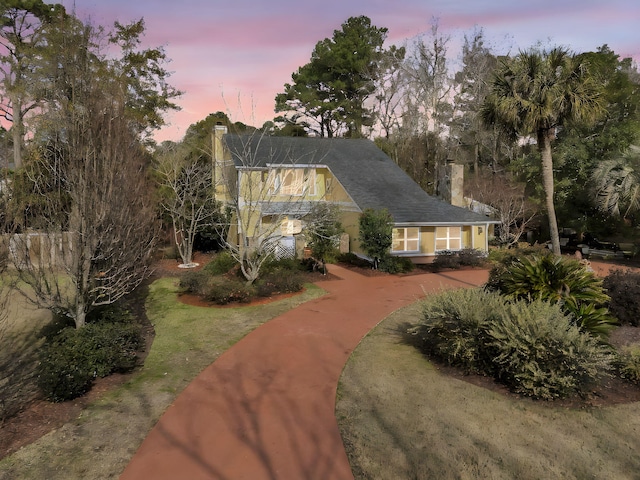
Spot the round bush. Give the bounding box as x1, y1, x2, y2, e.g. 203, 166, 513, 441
487, 299, 612, 400
408, 288, 506, 374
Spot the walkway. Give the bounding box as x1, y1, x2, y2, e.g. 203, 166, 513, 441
120, 265, 488, 480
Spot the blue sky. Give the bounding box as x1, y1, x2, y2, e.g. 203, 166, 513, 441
63, 0, 640, 142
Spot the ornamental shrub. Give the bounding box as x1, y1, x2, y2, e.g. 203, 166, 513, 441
408, 288, 505, 374
615, 346, 640, 384
37, 319, 142, 402
432, 250, 460, 270
379, 255, 414, 274
204, 278, 254, 305
179, 270, 210, 296
487, 255, 616, 338
487, 299, 612, 400
409, 288, 613, 400
358, 208, 393, 269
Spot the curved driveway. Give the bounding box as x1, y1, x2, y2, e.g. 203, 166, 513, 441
120, 265, 488, 480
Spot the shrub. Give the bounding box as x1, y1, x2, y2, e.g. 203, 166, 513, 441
487, 299, 612, 400
408, 288, 505, 374
432, 250, 461, 270
487, 255, 616, 338
378, 255, 414, 274
204, 278, 254, 305
37, 320, 142, 402
615, 346, 640, 384
203, 250, 237, 276
358, 208, 393, 269
408, 288, 613, 400
261, 257, 303, 275
603, 269, 640, 326
179, 270, 210, 296
255, 271, 304, 297
458, 248, 487, 267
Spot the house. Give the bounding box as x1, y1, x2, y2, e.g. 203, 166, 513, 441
213, 126, 498, 263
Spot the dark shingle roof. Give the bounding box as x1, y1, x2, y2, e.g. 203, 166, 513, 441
224, 134, 494, 225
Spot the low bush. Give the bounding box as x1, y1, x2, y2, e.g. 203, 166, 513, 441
487, 300, 612, 400
615, 346, 640, 384
37, 313, 143, 402
255, 271, 304, 297
408, 288, 613, 400
179, 270, 210, 296
408, 288, 505, 374
203, 250, 237, 276
431, 250, 460, 270
204, 278, 254, 305
260, 256, 304, 275
458, 248, 487, 267
379, 255, 414, 274
603, 269, 640, 326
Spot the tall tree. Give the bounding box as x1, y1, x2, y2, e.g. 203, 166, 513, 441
107, 19, 182, 142
6, 14, 160, 328
552, 45, 640, 230
451, 28, 502, 172
275, 16, 389, 138
482, 47, 604, 254
0, 0, 65, 168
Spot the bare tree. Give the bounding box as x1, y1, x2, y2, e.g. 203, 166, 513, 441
6, 22, 158, 328
156, 143, 219, 267
466, 170, 538, 246
215, 131, 328, 284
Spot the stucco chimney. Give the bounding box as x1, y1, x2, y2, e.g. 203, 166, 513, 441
438, 159, 465, 207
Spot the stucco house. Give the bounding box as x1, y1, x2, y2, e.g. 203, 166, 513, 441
213, 125, 498, 263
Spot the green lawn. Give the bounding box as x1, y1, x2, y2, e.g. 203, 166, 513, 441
0, 277, 325, 480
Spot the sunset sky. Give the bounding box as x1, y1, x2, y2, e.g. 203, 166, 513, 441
63, 0, 640, 142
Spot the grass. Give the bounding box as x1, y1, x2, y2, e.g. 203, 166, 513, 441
336, 302, 640, 480
0, 277, 324, 480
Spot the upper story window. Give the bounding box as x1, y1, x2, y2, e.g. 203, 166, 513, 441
269, 168, 315, 196
435, 226, 462, 251
392, 227, 420, 252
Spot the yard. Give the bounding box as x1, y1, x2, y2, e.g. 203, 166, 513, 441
336, 300, 640, 479
0, 268, 325, 479
2, 254, 640, 479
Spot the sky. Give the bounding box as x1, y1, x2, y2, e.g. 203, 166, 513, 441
63, 0, 640, 143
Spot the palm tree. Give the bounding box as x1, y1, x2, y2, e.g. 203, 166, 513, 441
592, 146, 640, 219
482, 47, 603, 254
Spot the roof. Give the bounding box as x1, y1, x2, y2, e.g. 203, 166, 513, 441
224, 134, 496, 225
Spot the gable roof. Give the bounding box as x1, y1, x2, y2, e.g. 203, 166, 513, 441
224, 134, 495, 225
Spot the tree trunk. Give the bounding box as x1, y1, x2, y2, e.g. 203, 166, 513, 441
11, 97, 23, 169
539, 129, 561, 255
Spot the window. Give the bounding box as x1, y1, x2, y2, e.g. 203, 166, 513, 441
270, 168, 315, 196
392, 227, 420, 252
435, 226, 462, 251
